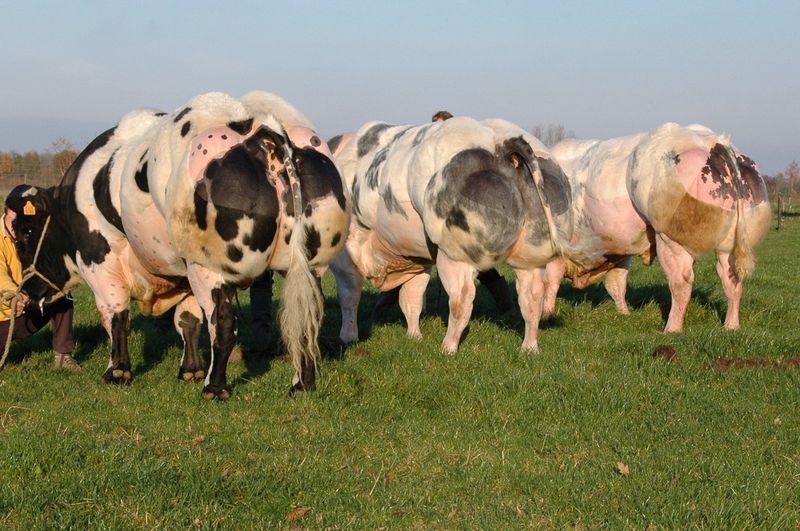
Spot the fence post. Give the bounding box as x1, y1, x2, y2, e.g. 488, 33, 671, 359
777, 194, 783, 231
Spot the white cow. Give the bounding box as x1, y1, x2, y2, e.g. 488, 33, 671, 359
544, 123, 771, 331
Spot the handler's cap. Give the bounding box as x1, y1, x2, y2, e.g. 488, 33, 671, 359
4, 184, 38, 216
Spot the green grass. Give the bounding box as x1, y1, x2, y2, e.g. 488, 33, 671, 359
1, 219, 799, 529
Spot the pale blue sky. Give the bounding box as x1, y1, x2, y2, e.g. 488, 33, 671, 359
1, 0, 797, 174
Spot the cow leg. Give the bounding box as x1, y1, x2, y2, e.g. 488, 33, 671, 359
186, 264, 235, 400
604, 258, 632, 315
174, 295, 205, 381
715, 251, 743, 330
399, 270, 431, 340
436, 252, 477, 354
79, 261, 134, 384
542, 258, 565, 318
101, 309, 133, 384
655, 233, 695, 333
513, 267, 545, 352
330, 250, 364, 345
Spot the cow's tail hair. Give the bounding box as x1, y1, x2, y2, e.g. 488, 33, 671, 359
722, 144, 755, 279
278, 157, 324, 391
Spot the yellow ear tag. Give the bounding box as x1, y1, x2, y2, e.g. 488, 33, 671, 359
23, 201, 36, 216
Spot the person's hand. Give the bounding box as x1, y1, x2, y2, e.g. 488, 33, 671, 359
13, 293, 29, 317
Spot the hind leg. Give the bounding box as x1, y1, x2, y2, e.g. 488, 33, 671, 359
604, 258, 632, 315
716, 251, 743, 330
542, 258, 565, 319
399, 270, 431, 340
174, 295, 205, 381
656, 233, 695, 333
436, 252, 477, 354
330, 250, 364, 345
513, 266, 545, 352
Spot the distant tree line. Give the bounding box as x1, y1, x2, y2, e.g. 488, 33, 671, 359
0, 138, 77, 196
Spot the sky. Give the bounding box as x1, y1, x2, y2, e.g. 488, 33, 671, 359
0, 0, 798, 174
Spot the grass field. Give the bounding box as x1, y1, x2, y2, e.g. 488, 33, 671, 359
1, 217, 798, 529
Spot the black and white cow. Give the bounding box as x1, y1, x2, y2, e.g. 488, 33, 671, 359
329, 117, 585, 352
11, 91, 349, 398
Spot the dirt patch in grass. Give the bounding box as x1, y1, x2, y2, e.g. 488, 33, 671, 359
705, 357, 800, 371
652, 345, 679, 363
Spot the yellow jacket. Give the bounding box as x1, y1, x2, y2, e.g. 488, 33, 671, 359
0, 214, 23, 321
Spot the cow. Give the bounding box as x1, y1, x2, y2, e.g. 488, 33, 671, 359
10, 91, 349, 398
328, 116, 587, 353
543, 122, 771, 332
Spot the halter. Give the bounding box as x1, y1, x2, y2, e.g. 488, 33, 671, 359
19, 215, 73, 305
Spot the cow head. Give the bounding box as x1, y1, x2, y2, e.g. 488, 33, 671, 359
6, 185, 78, 305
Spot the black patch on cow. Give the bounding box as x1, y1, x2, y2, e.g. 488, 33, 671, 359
194, 191, 208, 230
101, 309, 132, 383
305, 225, 321, 260
93, 155, 125, 234
293, 147, 347, 210
535, 155, 571, 217
411, 124, 433, 147
365, 146, 389, 189
227, 244, 243, 263
177, 310, 202, 378
228, 118, 254, 136
381, 182, 408, 219
331, 231, 341, 247
462, 243, 484, 263
194, 126, 280, 251
327, 134, 344, 154
173, 107, 191, 122
433, 148, 524, 256
701, 144, 738, 200
357, 123, 392, 157
28, 126, 120, 281
181, 121, 191, 137
736, 153, 767, 204
391, 126, 412, 144
351, 181, 362, 219
134, 161, 149, 193
445, 207, 470, 232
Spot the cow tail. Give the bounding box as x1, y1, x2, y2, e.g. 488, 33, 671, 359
721, 145, 755, 280
278, 154, 324, 392
518, 155, 562, 257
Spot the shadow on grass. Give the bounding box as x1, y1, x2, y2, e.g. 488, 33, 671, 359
548, 280, 724, 327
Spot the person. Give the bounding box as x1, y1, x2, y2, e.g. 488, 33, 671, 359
373, 111, 514, 316
0, 184, 79, 371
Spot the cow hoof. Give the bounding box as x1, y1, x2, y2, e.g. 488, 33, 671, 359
102, 368, 133, 385
201, 385, 231, 401
179, 369, 206, 382
288, 380, 316, 396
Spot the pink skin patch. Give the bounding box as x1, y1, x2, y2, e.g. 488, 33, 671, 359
676, 148, 735, 210
585, 195, 647, 254
189, 127, 247, 183
286, 126, 331, 157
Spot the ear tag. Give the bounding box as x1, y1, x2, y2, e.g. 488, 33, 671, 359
23, 201, 37, 216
